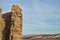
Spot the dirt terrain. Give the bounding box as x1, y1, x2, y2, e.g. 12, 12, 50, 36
23, 34, 60, 40
23, 39, 60, 40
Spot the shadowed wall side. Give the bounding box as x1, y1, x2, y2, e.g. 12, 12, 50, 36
3, 13, 11, 40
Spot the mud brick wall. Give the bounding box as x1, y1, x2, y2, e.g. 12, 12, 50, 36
0, 5, 22, 40
0, 14, 5, 40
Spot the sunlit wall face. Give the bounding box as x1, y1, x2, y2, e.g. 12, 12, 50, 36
0, 0, 60, 35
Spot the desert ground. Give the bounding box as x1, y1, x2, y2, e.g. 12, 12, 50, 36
23, 39, 60, 40
23, 34, 60, 40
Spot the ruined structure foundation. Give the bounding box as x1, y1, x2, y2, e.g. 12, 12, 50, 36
0, 5, 22, 40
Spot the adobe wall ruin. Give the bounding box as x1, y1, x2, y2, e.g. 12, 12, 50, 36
0, 5, 22, 40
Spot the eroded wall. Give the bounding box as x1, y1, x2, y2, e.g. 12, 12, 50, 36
0, 5, 22, 40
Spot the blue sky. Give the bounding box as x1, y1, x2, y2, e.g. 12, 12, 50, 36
0, 0, 60, 35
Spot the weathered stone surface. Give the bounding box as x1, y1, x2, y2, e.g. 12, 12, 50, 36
0, 13, 5, 40
10, 5, 22, 40
0, 5, 22, 40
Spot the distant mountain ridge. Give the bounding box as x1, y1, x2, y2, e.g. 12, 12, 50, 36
23, 33, 60, 40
